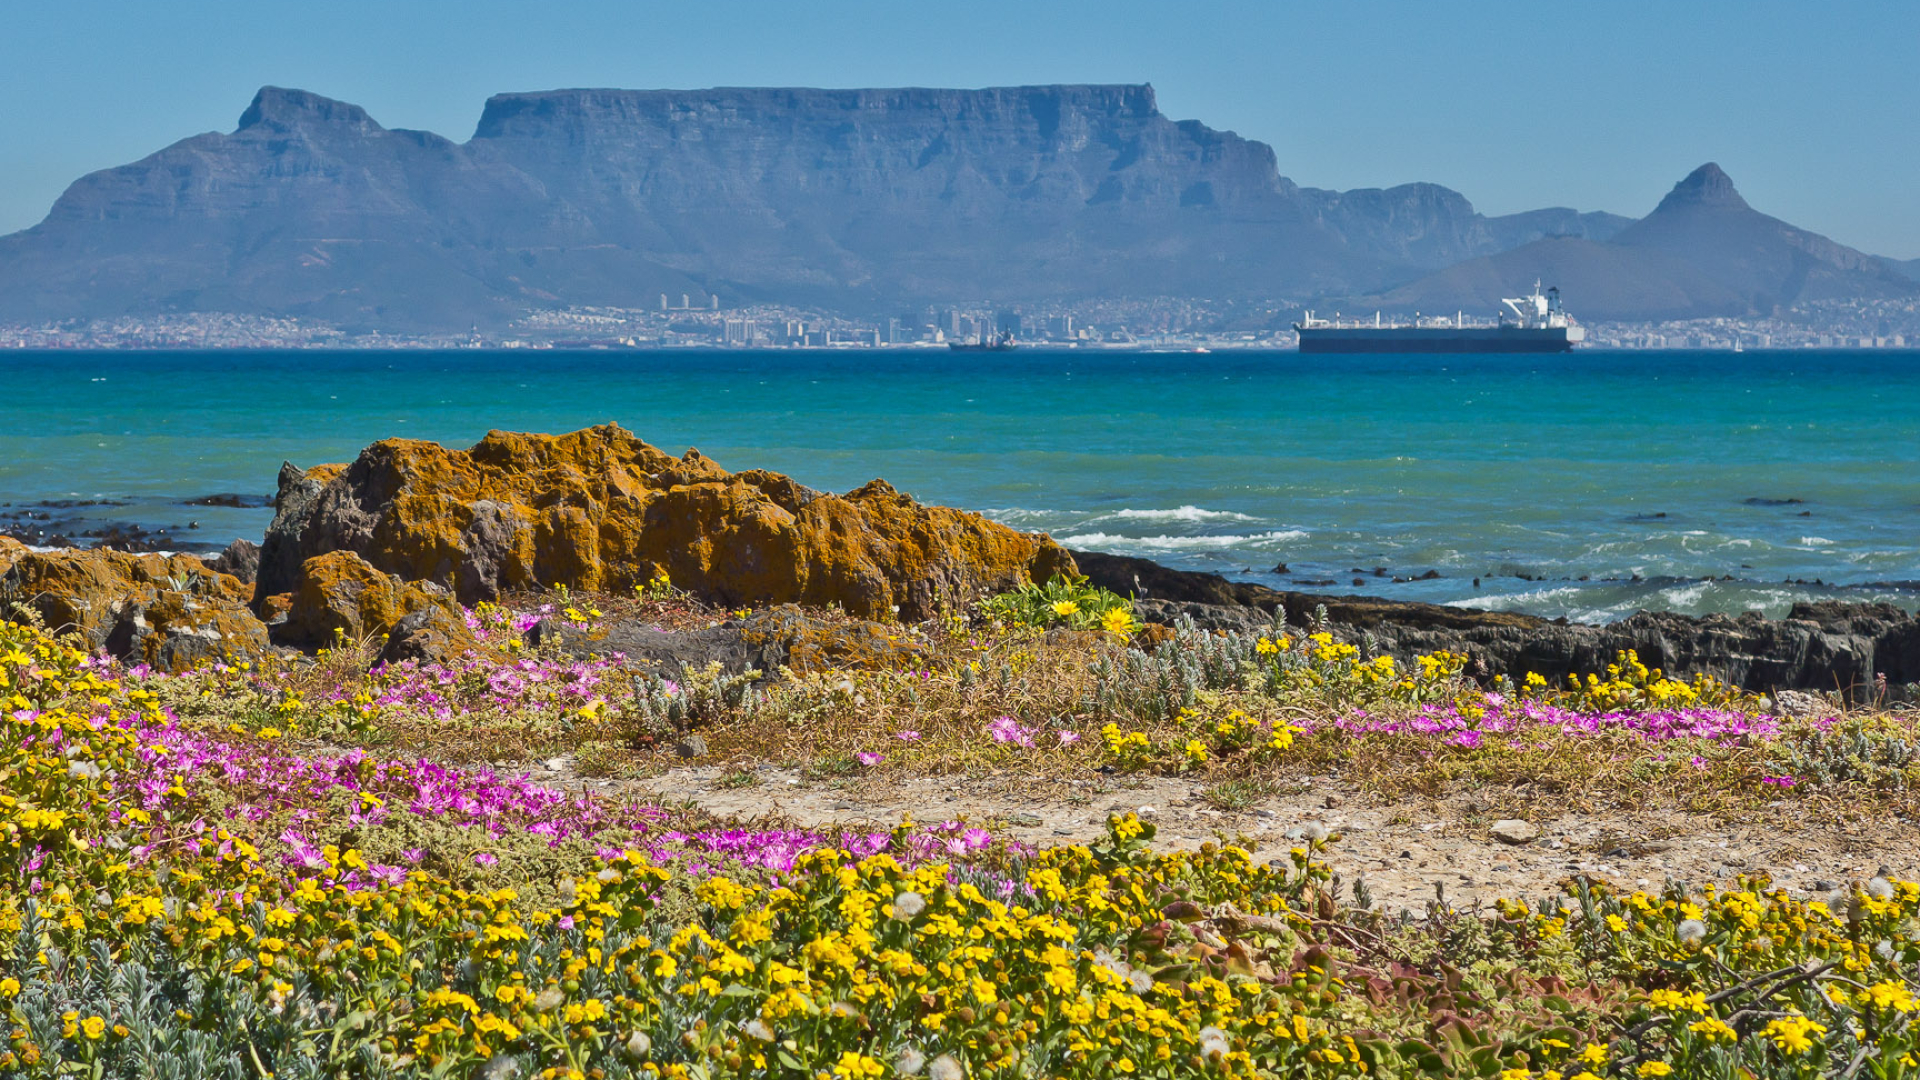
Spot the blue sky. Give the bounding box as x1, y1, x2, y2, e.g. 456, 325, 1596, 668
4, 0, 1915, 256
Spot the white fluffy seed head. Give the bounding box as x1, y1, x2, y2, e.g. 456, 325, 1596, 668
533, 987, 566, 1013
742, 1018, 774, 1042
1128, 969, 1154, 993
1876, 939, 1897, 961
896, 1048, 927, 1076
1199, 1026, 1230, 1059
624, 1031, 652, 1058
893, 891, 927, 919
1676, 919, 1708, 944
929, 1054, 964, 1080
1868, 877, 1896, 900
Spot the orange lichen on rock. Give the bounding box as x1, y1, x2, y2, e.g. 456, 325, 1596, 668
257, 424, 1074, 620
275, 550, 480, 663
0, 548, 266, 671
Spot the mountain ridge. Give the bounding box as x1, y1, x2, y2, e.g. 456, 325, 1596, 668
1370, 163, 1915, 320
0, 86, 1905, 329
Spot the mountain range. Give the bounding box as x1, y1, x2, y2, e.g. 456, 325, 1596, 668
0, 84, 1909, 329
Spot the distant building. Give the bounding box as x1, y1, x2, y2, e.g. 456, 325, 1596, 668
996, 310, 1022, 335
722, 319, 755, 345
1046, 314, 1073, 339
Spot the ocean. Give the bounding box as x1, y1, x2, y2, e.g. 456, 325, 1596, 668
3, 348, 1916, 623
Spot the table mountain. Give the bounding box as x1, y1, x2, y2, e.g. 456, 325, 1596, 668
0, 90, 1903, 328
0, 84, 1655, 330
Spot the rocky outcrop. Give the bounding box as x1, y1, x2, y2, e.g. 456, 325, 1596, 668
256, 424, 1073, 621
1078, 550, 1920, 697
527, 604, 931, 678
273, 550, 480, 665
0, 547, 267, 671
203, 538, 261, 584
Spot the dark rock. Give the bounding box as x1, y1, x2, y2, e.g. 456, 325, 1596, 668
185, 493, 274, 508
528, 604, 932, 678
203, 538, 261, 584
378, 604, 480, 667
1080, 549, 1920, 697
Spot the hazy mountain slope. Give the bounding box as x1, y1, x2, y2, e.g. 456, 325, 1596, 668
0, 84, 1644, 328
1, 91, 1902, 329
1371, 164, 1916, 320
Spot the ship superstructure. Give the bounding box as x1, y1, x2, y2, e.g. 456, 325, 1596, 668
1295, 283, 1586, 354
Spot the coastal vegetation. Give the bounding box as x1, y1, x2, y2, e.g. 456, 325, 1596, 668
4, 424, 1919, 1077
6, 579, 1920, 1079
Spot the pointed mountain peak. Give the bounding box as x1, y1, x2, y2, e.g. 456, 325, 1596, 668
1653, 162, 1750, 213
237, 87, 380, 135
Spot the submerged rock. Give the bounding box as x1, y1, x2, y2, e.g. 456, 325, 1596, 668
256, 424, 1072, 620
0, 546, 267, 671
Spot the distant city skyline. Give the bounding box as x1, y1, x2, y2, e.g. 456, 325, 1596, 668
3, 0, 1916, 257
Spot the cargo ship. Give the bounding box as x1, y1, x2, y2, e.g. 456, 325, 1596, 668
1294, 283, 1585, 354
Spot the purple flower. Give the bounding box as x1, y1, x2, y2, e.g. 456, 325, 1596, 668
1057, 731, 1081, 746
474, 851, 499, 867
987, 715, 1035, 748
894, 730, 922, 742
856, 751, 884, 766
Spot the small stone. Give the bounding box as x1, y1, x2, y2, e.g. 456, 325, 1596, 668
1137, 806, 1158, 817
1322, 794, 1342, 810
1490, 819, 1538, 845
1008, 813, 1043, 828
543, 757, 568, 772
674, 735, 707, 759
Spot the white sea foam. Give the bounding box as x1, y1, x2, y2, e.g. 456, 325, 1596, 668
1099, 505, 1259, 524
1798, 537, 1835, 546
1058, 530, 1308, 551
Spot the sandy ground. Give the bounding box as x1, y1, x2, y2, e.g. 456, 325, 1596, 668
530, 759, 1920, 915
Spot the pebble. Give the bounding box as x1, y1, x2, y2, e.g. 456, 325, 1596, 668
1490, 819, 1539, 845
674, 735, 707, 759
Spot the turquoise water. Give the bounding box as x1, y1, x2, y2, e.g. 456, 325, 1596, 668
3, 348, 1917, 622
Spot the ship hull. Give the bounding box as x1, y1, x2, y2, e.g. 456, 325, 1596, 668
1296, 327, 1577, 354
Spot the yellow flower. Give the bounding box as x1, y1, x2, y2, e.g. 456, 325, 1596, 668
0, 978, 17, 998
1636, 1065, 1671, 1079
1050, 600, 1080, 618
831, 1051, 885, 1080
1100, 607, 1135, 635
80, 1016, 107, 1041
1762, 1015, 1827, 1055
1580, 1044, 1609, 1066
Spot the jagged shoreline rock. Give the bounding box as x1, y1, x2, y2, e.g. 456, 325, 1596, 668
1073, 549, 1920, 697
256, 424, 1073, 621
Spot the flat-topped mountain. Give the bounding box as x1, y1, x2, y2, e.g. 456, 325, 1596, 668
0, 89, 1905, 328
0, 84, 1668, 329
1373, 164, 1916, 319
